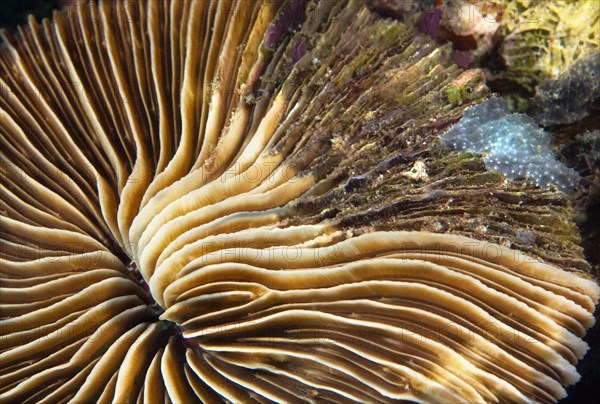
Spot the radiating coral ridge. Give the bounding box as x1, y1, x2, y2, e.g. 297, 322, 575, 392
1, 1, 598, 403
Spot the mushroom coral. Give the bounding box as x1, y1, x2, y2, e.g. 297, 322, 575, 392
0, 0, 598, 403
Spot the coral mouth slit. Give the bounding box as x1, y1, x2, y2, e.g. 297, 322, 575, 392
0, 0, 598, 403
126, 261, 152, 297
127, 260, 187, 344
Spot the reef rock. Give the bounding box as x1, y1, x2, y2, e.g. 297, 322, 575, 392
534, 52, 600, 127
498, 0, 599, 96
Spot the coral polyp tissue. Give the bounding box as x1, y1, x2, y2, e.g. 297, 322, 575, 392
442, 98, 581, 192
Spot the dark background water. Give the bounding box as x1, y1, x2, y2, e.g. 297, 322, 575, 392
1, 0, 598, 402
0, 0, 60, 32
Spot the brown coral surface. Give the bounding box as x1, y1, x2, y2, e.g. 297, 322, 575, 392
0, 1, 598, 403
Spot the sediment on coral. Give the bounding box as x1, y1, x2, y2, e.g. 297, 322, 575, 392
0, 0, 598, 403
